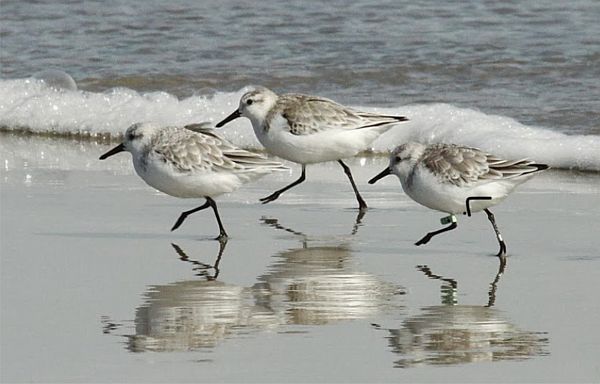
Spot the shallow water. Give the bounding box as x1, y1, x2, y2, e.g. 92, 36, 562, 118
1, 138, 599, 382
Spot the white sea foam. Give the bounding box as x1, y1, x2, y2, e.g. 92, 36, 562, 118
1, 78, 599, 171
369, 104, 600, 171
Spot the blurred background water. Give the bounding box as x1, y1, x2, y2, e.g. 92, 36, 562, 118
2, 0, 599, 170
1, 0, 599, 133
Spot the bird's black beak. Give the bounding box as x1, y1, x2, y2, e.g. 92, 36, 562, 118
368, 167, 391, 184
215, 110, 241, 128
99, 143, 125, 160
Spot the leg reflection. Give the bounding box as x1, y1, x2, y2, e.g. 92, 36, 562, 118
375, 256, 549, 368
260, 209, 366, 239
417, 264, 458, 305
260, 217, 307, 238
486, 254, 507, 307
351, 209, 366, 236
417, 254, 508, 307
171, 241, 227, 281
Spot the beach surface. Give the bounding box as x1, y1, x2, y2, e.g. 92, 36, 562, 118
1, 136, 599, 382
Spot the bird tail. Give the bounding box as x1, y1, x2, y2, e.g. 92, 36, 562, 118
357, 113, 409, 129
531, 163, 550, 172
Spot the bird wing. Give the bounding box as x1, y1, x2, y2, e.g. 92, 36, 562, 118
270, 94, 407, 135
422, 144, 493, 186
154, 126, 285, 174
484, 155, 544, 179
422, 144, 541, 187
183, 122, 213, 132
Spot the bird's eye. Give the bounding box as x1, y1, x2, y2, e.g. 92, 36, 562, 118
246, 99, 254, 106
395, 155, 402, 162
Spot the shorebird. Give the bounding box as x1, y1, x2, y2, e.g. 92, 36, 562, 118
216, 87, 408, 211
99, 122, 287, 240
369, 142, 549, 255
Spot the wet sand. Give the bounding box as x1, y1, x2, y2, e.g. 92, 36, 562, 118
1, 138, 600, 383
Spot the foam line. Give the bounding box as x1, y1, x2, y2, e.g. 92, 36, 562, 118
1, 79, 598, 171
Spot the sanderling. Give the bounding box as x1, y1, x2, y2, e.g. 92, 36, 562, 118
99, 122, 287, 240
215, 87, 408, 211
369, 142, 549, 255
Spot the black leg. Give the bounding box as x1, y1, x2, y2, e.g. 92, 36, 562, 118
484, 208, 507, 256
259, 165, 306, 204
338, 160, 368, 211
415, 222, 458, 246
465, 196, 492, 216
170, 197, 228, 241
171, 200, 211, 231
207, 197, 228, 241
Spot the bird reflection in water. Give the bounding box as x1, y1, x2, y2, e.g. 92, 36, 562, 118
115, 212, 405, 352
377, 256, 549, 367
124, 241, 281, 352
257, 214, 405, 325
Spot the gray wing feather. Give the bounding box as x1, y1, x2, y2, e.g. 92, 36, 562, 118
423, 145, 488, 186
423, 144, 544, 186
184, 122, 213, 132
271, 94, 406, 135
153, 127, 287, 174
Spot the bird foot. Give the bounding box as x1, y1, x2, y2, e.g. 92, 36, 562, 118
259, 192, 281, 204
415, 234, 433, 246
